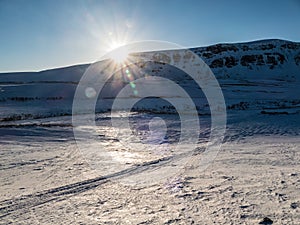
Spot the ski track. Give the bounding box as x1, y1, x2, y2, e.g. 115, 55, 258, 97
0, 112, 299, 223
0, 151, 195, 219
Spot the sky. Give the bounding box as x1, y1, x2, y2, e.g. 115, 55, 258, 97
0, 0, 300, 72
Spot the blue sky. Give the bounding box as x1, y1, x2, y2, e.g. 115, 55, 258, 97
0, 0, 300, 72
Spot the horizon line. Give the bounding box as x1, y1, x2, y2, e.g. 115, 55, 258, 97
1, 37, 299, 74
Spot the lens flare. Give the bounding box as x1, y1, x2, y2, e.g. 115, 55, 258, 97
129, 82, 136, 88
85, 87, 96, 98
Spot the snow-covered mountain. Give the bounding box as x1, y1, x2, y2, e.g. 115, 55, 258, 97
0, 39, 299, 120
194, 39, 299, 81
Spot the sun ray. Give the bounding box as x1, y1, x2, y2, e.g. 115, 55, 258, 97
109, 45, 130, 64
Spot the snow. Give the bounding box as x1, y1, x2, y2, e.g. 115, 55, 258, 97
0, 39, 299, 224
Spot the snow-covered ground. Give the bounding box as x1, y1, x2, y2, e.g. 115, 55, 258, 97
0, 112, 299, 224
0, 39, 299, 224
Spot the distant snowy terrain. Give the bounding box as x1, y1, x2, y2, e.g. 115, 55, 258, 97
0, 39, 299, 121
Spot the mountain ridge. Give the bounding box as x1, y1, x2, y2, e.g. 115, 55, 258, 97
0, 39, 299, 120
0, 38, 299, 74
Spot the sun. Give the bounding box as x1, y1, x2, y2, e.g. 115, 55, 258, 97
109, 44, 130, 64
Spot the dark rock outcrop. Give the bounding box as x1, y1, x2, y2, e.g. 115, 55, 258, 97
259, 217, 273, 224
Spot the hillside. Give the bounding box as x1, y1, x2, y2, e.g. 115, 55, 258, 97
0, 39, 299, 120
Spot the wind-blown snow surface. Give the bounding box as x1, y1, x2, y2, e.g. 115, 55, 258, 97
0, 39, 299, 224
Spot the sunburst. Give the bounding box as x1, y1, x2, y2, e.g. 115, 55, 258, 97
108, 44, 130, 64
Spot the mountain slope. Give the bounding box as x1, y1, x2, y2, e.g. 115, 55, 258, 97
0, 39, 299, 120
